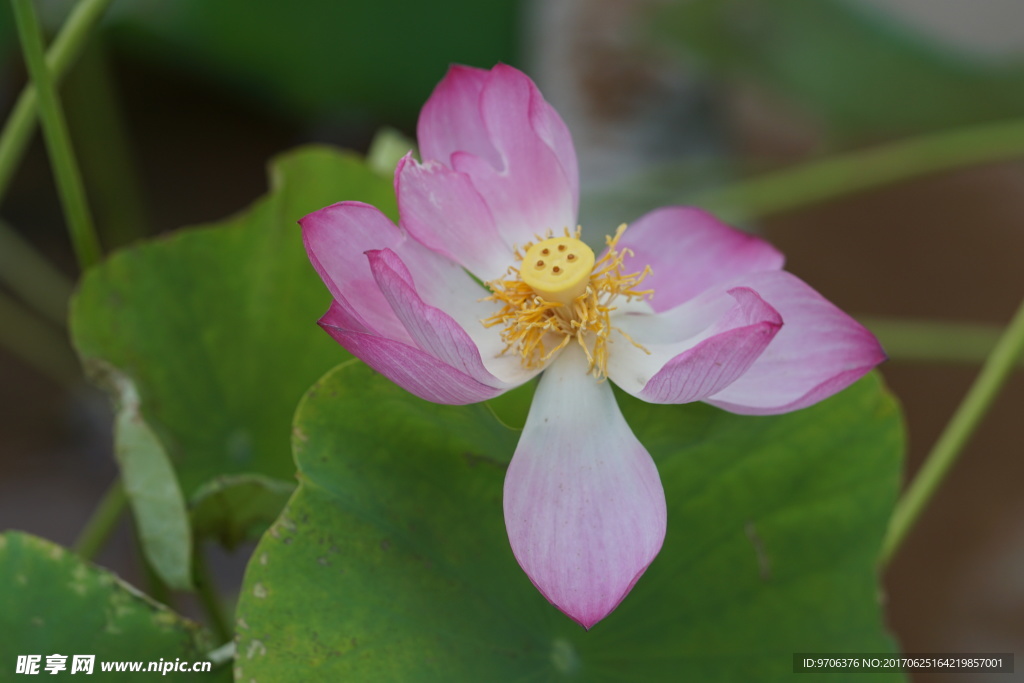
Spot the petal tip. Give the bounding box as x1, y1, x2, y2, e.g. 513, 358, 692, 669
538, 548, 662, 631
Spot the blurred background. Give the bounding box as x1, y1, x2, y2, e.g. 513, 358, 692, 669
1, 1, 1022, 680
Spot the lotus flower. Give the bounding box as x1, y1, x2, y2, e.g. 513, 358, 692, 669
301, 64, 885, 628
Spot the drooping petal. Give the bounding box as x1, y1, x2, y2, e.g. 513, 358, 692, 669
319, 303, 505, 405
618, 207, 784, 312
504, 345, 666, 629
395, 154, 509, 281
607, 287, 782, 404
417, 64, 579, 249
705, 271, 886, 415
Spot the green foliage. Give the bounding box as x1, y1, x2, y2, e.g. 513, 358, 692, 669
104, 366, 192, 590
71, 146, 395, 499
106, 0, 520, 123
236, 362, 904, 682
655, 0, 1024, 138
0, 532, 228, 681
190, 474, 295, 550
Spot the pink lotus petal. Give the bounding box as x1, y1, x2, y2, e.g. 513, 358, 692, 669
706, 271, 886, 415
301, 201, 413, 344
618, 207, 784, 312
648, 290, 781, 403
303, 199, 538, 391
418, 64, 579, 249
319, 302, 506, 405
418, 65, 501, 171
608, 287, 782, 403
504, 346, 666, 629
395, 154, 510, 281
367, 247, 532, 390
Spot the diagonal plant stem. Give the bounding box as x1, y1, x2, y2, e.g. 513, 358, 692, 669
0, 0, 115, 199
861, 317, 1024, 369
193, 545, 232, 644
881, 294, 1024, 564
692, 117, 1024, 219
0, 289, 79, 385
73, 478, 127, 560
63, 41, 151, 248
0, 219, 74, 327
0, 0, 114, 322
11, 0, 101, 269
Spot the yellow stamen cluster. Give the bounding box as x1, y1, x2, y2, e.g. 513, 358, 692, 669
482, 225, 653, 378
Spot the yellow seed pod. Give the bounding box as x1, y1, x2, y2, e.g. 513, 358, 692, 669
519, 237, 595, 305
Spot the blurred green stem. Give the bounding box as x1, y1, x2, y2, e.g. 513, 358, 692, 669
64, 40, 151, 248
693, 117, 1024, 219
0, 220, 74, 327
194, 545, 232, 644
0, 0, 114, 199
863, 317, 1024, 369
882, 295, 1024, 564
74, 477, 126, 560
0, 290, 78, 385
11, 0, 101, 269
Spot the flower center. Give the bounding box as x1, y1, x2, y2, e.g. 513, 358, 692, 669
519, 237, 596, 305
482, 226, 653, 378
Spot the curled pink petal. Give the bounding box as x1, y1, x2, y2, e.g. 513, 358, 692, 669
607, 287, 782, 403
303, 200, 536, 394
645, 289, 782, 403
301, 201, 413, 344
303, 199, 494, 329
618, 207, 784, 312
417, 64, 579, 249
706, 271, 886, 415
319, 302, 505, 405
504, 346, 666, 629
367, 248, 536, 389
